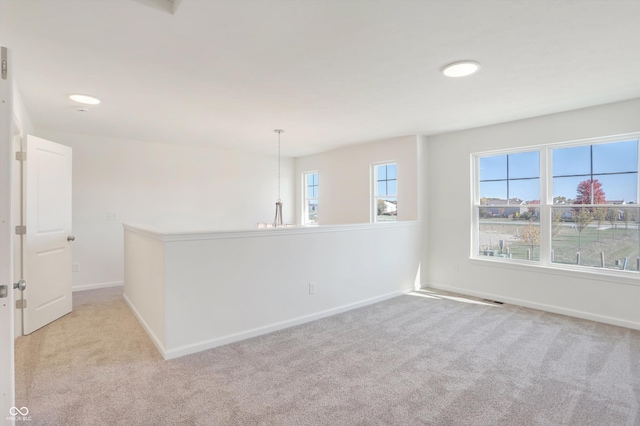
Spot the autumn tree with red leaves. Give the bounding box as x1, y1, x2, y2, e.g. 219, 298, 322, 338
572, 180, 606, 249
575, 179, 606, 205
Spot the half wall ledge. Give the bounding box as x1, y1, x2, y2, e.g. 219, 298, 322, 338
123, 221, 422, 359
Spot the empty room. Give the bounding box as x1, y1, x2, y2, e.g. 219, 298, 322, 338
0, 0, 639, 425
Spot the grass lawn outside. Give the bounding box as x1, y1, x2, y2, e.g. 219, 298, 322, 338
479, 218, 640, 271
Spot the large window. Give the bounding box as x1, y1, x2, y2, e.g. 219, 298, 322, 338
303, 171, 318, 224
373, 162, 397, 222
474, 137, 640, 274
551, 140, 638, 269
478, 151, 540, 260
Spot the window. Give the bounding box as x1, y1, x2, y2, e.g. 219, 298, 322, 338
303, 171, 318, 224
477, 151, 540, 260
551, 140, 638, 269
373, 162, 397, 222
473, 136, 640, 274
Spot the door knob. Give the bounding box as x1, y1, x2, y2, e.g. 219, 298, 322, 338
14, 279, 26, 291
67, 236, 75, 242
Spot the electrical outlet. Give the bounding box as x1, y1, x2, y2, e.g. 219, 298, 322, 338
309, 282, 316, 294
72, 263, 79, 272
107, 211, 117, 221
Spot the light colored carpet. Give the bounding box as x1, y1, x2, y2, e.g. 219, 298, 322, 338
14, 286, 640, 425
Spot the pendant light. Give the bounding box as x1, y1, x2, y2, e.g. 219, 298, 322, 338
273, 129, 284, 227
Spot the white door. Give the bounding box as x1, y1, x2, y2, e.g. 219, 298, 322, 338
23, 134, 73, 334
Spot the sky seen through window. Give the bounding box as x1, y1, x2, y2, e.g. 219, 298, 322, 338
479, 140, 638, 203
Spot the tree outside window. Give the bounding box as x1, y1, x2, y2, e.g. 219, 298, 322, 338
476, 138, 640, 272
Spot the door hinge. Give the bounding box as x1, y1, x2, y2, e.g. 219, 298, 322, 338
15, 151, 26, 161
15, 225, 26, 235
1, 47, 7, 80
16, 299, 27, 309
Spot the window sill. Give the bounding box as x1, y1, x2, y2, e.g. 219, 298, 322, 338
469, 256, 640, 287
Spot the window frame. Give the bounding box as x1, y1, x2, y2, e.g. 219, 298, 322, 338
302, 171, 319, 225
372, 161, 398, 223
472, 133, 640, 278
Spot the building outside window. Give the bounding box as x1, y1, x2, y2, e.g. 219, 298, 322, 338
474, 136, 639, 274
373, 162, 397, 222
303, 171, 318, 224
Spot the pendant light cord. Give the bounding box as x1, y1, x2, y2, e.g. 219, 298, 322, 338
278, 131, 281, 202
275, 129, 284, 202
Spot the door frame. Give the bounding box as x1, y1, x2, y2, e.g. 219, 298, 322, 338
13, 130, 24, 338
0, 45, 16, 423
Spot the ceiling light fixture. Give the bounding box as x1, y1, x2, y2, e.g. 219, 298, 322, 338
442, 61, 480, 78
69, 94, 101, 105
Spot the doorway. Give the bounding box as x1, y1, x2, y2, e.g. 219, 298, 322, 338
13, 134, 74, 336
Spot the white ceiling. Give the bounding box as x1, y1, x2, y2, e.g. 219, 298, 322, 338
2, 0, 640, 157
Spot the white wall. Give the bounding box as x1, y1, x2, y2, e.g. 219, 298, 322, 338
123, 229, 166, 350
124, 222, 421, 359
295, 135, 419, 225
12, 83, 34, 135
38, 131, 295, 290
425, 97, 640, 329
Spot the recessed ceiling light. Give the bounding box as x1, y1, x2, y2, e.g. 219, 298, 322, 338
69, 94, 101, 105
442, 61, 480, 78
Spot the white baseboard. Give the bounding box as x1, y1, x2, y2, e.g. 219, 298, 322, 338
72, 281, 123, 292
163, 290, 407, 360
122, 293, 167, 357
425, 282, 640, 331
